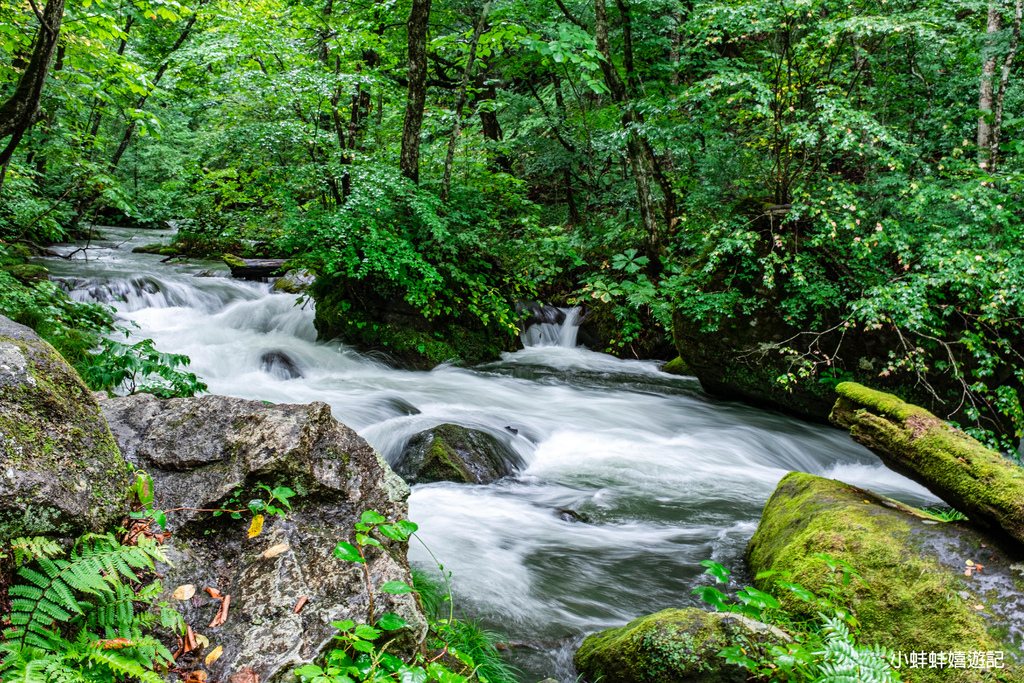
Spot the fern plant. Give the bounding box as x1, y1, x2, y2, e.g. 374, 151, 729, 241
816, 616, 898, 683
0, 533, 177, 683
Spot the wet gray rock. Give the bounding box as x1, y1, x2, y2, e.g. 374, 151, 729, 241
393, 423, 524, 485
260, 350, 303, 379
99, 393, 426, 683
0, 315, 128, 542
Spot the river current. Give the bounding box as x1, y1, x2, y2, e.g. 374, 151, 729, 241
42, 226, 939, 681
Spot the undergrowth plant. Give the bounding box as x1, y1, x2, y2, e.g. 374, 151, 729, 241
0, 533, 182, 683
296, 511, 516, 683
694, 555, 900, 683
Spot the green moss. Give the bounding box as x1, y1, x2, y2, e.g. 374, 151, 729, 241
131, 243, 166, 254
831, 382, 1024, 546
662, 357, 691, 376
748, 472, 1015, 683
574, 608, 765, 683
1, 264, 49, 284
418, 430, 474, 484
158, 247, 180, 256
222, 253, 247, 269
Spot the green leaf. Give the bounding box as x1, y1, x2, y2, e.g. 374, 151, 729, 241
333, 542, 363, 562
360, 510, 387, 525
353, 624, 381, 640
379, 580, 412, 595
376, 612, 407, 631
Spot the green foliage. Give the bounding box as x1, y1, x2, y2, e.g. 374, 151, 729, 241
0, 534, 178, 683
694, 556, 900, 683
82, 337, 207, 398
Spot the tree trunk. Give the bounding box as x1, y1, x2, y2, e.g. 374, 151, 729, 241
0, 0, 66, 196
830, 382, 1024, 547
399, 0, 432, 184
594, 0, 659, 256
441, 2, 491, 202
977, 1, 1002, 168
990, 0, 1023, 172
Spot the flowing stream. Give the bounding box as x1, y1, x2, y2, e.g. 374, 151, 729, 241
42, 226, 940, 682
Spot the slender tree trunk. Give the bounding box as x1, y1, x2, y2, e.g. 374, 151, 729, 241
595, 0, 659, 256
991, 0, 1023, 172
399, 0, 432, 184
477, 76, 509, 171
978, 1, 1002, 168
0, 0, 66, 196
441, 2, 491, 202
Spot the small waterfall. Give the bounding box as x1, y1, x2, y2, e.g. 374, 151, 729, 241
520, 305, 582, 348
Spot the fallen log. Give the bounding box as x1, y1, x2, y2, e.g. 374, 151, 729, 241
830, 381, 1024, 547
222, 254, 286, 279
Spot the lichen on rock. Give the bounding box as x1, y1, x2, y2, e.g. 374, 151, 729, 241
100, 392, 425, 682
0, 315, 128, 542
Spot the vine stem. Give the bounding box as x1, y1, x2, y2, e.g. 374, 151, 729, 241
413, 533, 454, 626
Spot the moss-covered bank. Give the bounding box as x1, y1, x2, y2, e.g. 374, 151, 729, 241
748, 471, 1022, 682
310, 275, 513, 369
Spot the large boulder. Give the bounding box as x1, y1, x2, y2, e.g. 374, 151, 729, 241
0, 315, 128, 541
99, 393, 427, 683
574, 608, 788, 683
272, 269, 316, 294
830, 381, 1024, 547
393, 424, 524, 485
747, 471, 1023, 682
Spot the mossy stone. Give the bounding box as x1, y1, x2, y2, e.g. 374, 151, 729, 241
394, 424, 523, 484
574, 608, 785, 683
131, 243, 166, 254
1, 263, 49, 284
0, 315, 129, 542
663, 357, 691, 376
221, 253, 247, 269
748, 471, 1024, 682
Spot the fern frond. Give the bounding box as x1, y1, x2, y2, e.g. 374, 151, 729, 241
8, 537, 64, 567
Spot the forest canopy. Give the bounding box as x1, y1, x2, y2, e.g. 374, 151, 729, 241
1, 0, 1022, 449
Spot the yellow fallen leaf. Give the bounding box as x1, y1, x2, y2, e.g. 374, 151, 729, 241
248, 514, 265, 539
205, 645, 223, 666
173, 584, 196, 601
862, 500, 870, 504
966, 559, 975, 566
263, 543, 289, 559
195, 634, 209, 649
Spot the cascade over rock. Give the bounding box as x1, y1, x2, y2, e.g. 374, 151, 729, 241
99, 393, 427, 682
747, 471, 1023, 682
0, 315, 128, 541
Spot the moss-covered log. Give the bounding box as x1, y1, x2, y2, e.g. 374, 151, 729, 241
748, 471, 1022, 682
830, 381, 1024, 546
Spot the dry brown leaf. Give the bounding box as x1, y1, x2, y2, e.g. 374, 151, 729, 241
209, 594, 231, 628
173, 584, 197, 601
263, 543, 289, 559
229, 665, 260, 683
95, 638, 136, 649
205, 587, 224, 600
964, 568, 972, 576
183, 625, 199, 653
293, 596, 308, 614
205, 645, 224, 666
184, 671, 208, 683
975, 604, 985, 610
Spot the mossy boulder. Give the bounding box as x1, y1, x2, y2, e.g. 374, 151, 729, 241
748, 471, 1024, 682
574, 608, 788, 683
393, 424, 524, 485
0, 315, 129, 541
663, 357, 691, 376
273, 269, 316, 294
131, 243, 167, 254
1, 263, 49, 284
222, 253, 247, 269
310, 275, 513, 369
157, 246, 180, 256
831, 381, 1024, 547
